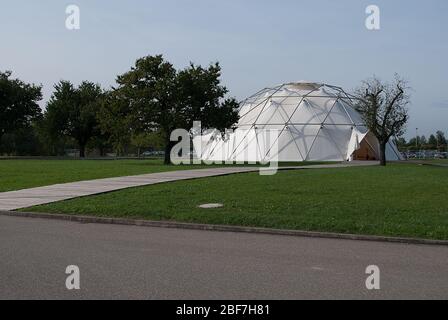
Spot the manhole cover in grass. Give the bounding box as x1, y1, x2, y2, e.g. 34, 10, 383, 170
198, 203, 224, 209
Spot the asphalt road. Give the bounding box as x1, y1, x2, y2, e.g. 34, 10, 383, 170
0, 215, 447, 300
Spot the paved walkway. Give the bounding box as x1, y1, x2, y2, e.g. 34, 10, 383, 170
0, 162, 378, 211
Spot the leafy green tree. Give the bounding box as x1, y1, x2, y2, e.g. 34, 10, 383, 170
98, 90, 135, 156
407, 137, 418, 151
87, 132, 111, 157
107, 55, 239, 164
131, 131, 164, 157
428, 134, 437, 149
0, 71, 42, 145
0, 125, 42, 156
44, 81, 103, 158
35, 117, 68, 156
113, 55, 178, 162
419, 135, 427, 147
354, 75, 410, 166
395, 137, 407, 150
177, 63, 240, 132
436, 131, 447, 150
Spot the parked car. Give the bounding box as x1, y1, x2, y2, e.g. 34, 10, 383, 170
141, 151, 155, 157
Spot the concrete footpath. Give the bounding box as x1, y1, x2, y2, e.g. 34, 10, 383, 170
0, 162, 377, 211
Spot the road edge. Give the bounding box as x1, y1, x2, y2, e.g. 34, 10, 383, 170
1, 210, 447, 246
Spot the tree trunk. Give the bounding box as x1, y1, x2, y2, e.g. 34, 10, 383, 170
164, 141, 171, 165
79, 144, 86, 158
379, 142, 387, 166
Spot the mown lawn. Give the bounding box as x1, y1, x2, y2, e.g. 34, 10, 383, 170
26, 163, 448, 240
0, 159, 193, 192
428, 159, 448, 165
0, 159, 323, 192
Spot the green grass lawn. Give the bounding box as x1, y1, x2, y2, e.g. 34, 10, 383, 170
25, 163, 448, 240
0, 159, 195, 192
427, 159, 448, 165
0, 158, 324, 192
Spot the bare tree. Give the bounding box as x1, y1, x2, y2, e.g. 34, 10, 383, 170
354, 74, 410, 166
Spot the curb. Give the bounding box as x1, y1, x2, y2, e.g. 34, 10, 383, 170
1, 210, 447, 246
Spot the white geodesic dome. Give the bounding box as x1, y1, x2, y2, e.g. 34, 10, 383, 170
193, 82, 402, 162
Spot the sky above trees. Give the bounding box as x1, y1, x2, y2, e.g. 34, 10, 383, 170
1, 0, 447, 139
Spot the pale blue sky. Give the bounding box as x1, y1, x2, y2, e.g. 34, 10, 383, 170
1, 0, 447, 139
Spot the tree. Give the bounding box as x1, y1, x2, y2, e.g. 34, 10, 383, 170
131, 131, 164, 157
436, 131, 447, 150
44, 81, 103, 158
395, 137, 407, 151
0, 71, 42, 145
87, 132, 110, 157
428, 134, 437, 149
419, 135, 427, 149
0, 125, 42, 156
354, 75, 410, 166
177, 63, 240, 132
108, 55, 239, 164
112, 55, 178, 163
407, 137, 417, 150
36, 116, 70, 156
98, 90, 134, 156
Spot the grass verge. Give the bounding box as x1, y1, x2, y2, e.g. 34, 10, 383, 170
0, 159, 195, 192
0, 158, 324, 192
24, 163, 448, 240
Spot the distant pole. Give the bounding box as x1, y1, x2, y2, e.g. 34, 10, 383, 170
416, 128, 419, 151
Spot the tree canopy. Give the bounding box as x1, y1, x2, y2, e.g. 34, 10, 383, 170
44, 81, 104, 157
0, 71, 42, 141
100, 55, 239, 163
354, 75, 410, 165
436, 131, 447, 148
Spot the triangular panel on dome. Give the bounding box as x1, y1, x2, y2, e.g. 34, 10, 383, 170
230, 129, 263, 162
306, 125, 350, 161
286, 124, 321, 161
323, 100, 354, 125
255, 100, 291, 127
342, 103, 365, 125
238, 97, 271, 126
270, 95, 303, 111
305, 96, 338, 121
386, 139, 403, 160
270, 129, 305, 162
288, 99, 323, 125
